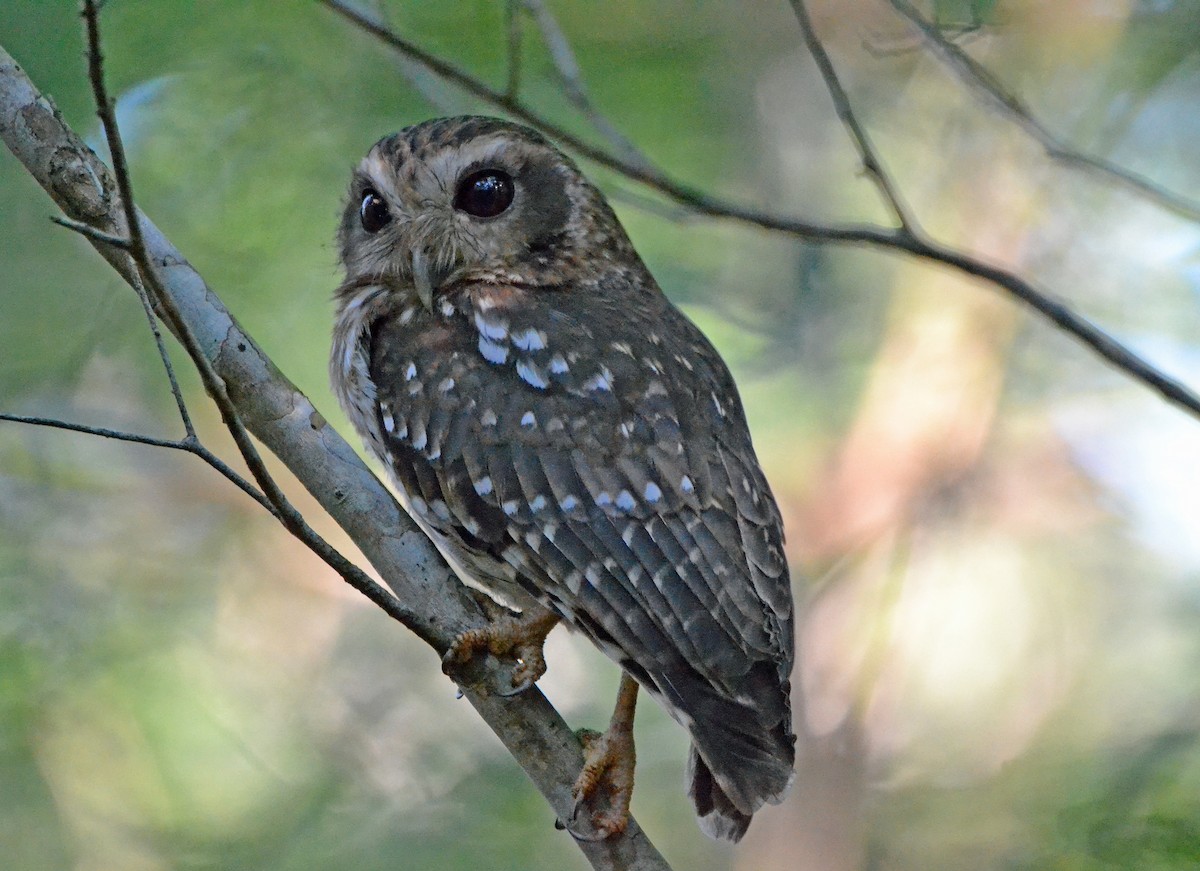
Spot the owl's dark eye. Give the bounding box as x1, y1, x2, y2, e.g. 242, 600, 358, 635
453, 170, 515, 218
360, 188, 392, 233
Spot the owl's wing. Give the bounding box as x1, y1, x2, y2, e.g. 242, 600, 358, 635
369, 285, 792, 699
369, 282, 796, 830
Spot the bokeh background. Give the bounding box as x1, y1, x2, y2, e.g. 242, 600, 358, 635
3, 1, 1200, 869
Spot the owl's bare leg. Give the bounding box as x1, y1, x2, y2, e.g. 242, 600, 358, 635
566, 672, 639, 840
442, 603, 560, 695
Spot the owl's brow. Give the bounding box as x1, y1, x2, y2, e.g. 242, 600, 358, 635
411, 158, 448, 197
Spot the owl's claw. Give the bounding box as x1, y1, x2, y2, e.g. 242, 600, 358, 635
442, 607, 559, 696
560, 674, 640, 841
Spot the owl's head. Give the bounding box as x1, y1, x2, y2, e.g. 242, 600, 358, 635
337, 116, 633, 306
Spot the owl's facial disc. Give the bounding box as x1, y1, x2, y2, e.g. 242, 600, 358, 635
338, 118, 597, 307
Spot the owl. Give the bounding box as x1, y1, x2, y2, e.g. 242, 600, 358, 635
330, 116, 795, 842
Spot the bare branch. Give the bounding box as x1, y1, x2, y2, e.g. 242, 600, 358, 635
787, 0, 915, 232
318, 0, 1200, 424
887, 0, 1200, 223
0, 32, 669, 871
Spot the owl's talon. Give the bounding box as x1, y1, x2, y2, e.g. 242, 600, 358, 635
496, 672, 536, 697
441, 607, 559, 696
567, 676, 639, 841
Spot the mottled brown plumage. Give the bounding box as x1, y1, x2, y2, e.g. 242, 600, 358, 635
330, 116, 795, 841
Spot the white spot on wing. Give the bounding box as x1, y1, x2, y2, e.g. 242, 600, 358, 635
582, 367, 613, 392
439, 377, 456, 393
478, 336, 509, 364
474, 310, 508, 340
681, 475, 694, 494
565, 569, 583, 593
549, 354, 569, 374
559, 495, 579, 512
615, 490, 636, 511
529, 494, 547, 511
520, 410, 537, 428
382, 410, 395, 433
502, 499, 520, 516
474, 476, 493, 496
512, 327, 547, 351
644, 481, 662, 503
481, 409, 498, 427
404, 363, 417, 381
399, 307, 417, 325
517, 360, 549, 389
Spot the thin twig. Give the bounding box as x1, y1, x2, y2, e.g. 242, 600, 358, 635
55, 215, 201, 439
505, 0, 522, 98
887, 0, 1200, 223
80, 0, 422, 635
1, 411, 186, 451
0, 411, 274, 510
787, 0, 916, 232
319, 0, 1200, 424
128, 269, 197, 438
523, 0, 654, 172
51, 214, 129, 247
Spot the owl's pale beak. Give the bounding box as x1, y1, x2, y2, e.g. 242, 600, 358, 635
411, 247, 435, 310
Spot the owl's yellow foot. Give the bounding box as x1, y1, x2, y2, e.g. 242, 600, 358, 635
442, 605, 559, 695
565, 673, 639, 841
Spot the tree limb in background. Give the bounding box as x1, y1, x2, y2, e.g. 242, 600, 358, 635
522, 0, 654, 172
787, 0, 916, 232
319, 0, 1200, 423
886, 0, 1200, 223
0, 23, 669, 871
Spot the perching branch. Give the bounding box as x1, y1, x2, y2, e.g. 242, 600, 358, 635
0, 27, 669, 871
319, 0, 1200, 424
886, 0, 1200, 223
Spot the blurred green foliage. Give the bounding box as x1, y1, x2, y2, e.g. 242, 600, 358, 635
2, 2, 1200, 870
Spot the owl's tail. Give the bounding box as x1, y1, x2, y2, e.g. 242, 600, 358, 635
658, 663, 796, 842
